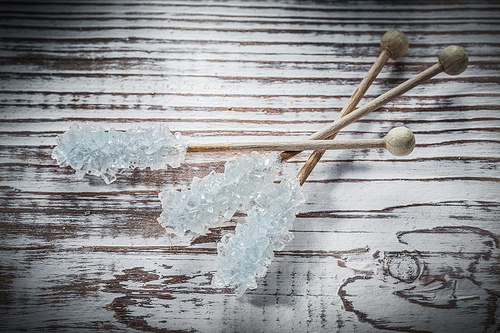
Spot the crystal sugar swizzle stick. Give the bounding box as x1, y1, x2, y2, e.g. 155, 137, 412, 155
51, 124, 412, 184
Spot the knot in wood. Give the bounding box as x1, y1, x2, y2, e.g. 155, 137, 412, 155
385, 252, 421, 283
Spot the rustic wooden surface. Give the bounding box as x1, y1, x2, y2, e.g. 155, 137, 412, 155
1, 1, 499, 332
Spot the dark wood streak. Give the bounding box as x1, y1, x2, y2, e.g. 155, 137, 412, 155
3, 22, 500, 38
306, 177, 500, 183
2, 1, 500, 13
397, 226, 500, 248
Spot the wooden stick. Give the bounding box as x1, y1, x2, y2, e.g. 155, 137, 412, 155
280, 45, 468, 185
187, 127, 415, 157
280, 30, 409, 164
188, 139, 384, 152
338, 30, 409, 122
292, 30, 409, 185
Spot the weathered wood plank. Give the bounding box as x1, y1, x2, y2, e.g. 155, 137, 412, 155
1, 0, 499, 332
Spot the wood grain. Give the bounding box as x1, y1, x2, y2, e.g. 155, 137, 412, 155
1, 1, 499, 332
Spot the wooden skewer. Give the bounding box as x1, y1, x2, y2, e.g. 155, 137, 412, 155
280, 45, 468, 185
280, 30, 408, 164
337, 30, 408, 118
187, 127, 415, 157
335, 30, 409, 124
292, 30, 408, 185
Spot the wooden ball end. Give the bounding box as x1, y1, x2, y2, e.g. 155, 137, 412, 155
384, 127, 415, 157
380, 30, 409, 60
439, 45, 468, 75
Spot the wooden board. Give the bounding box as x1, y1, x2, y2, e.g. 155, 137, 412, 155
1, 0, 499, 332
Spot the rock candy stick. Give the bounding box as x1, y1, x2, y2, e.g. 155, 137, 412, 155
157, 152, 281, 235
52, 123, 187, 184
212, 176, 305, 294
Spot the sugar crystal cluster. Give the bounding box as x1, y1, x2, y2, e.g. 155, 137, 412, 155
157, 152, 281, 235
52, 123, 187, 184
211, 176, 304, 294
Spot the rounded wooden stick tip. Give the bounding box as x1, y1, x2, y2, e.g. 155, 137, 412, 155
380, 29, 409, 59
384, 127, 415, 156
439, 45, 468, 75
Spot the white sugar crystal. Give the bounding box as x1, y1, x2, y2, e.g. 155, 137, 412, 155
157, 152, 281, 235
212, 176, 305, 295
52, 123, 187, 184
